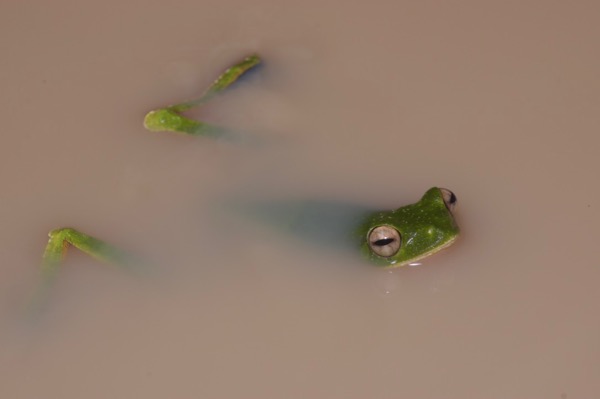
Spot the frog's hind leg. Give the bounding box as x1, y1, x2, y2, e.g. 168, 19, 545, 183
143, 54, 261, 137
41, 227, 131, 279
27, 227, 134, 317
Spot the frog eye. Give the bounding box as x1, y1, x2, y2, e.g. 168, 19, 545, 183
368, 225, 401, 257
440, 188, 457, 212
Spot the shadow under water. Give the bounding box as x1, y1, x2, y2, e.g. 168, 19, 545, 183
227, 199, 374, 253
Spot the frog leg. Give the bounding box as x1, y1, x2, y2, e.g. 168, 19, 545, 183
143, 54, 261, 136
24, 228, 133, 316
41, 227, 130, 279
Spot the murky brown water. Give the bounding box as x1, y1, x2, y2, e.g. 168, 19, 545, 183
2, 1, 600, 397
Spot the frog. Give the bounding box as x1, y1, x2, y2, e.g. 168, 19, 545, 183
357, 187, 459, 267
40, 56, 460, 284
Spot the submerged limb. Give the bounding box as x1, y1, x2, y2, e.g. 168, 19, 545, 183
28, 227, 136, 317
143, 54, 261, 136
41, 227, 132, 279
173, 53, 261, 111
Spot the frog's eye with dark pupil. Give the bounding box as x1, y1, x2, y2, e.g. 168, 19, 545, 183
368, 225, 401, 257
440, 188, 457, 212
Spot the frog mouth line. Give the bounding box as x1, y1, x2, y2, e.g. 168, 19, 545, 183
384, 234, 459, 268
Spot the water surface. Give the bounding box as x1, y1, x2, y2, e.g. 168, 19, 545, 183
1, 1, 599, 398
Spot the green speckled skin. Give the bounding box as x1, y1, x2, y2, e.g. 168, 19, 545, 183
357, 187, 459, 267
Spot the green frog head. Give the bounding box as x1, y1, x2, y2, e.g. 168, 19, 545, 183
357, 187, 459, 267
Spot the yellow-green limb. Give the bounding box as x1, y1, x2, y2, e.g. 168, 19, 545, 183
143, 54, 261, 136
26, 228, 135, 317
201, 54, 261, 104
42, 227, 130, 279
